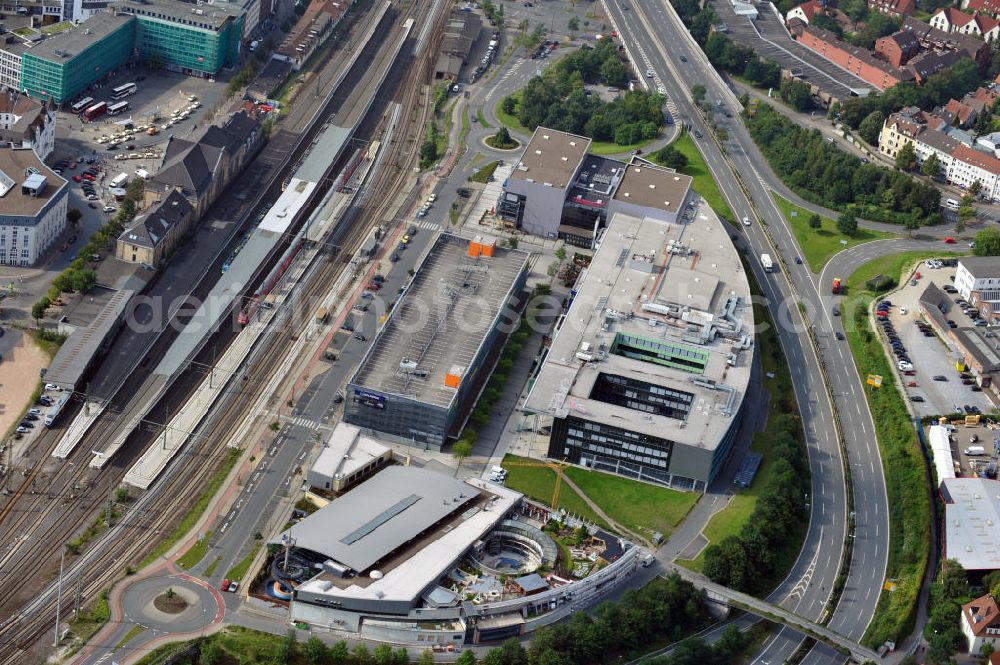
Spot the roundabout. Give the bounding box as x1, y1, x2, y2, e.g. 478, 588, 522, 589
122, 574, 221, 633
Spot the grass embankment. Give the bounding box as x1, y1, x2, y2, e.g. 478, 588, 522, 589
140, 448, 241, 568
841, 251, 954, 647
114, 624, 146, 651
176, 531, 213, 570
226, 542, 262, 583
469, 160, 499, 183
502, 455, 607, 527
67, 589, 110, 649
502, 454, 698, 539
671, 132, 735, 223
477, 107, 491, 128
494, 91, 531, 137
562, 467, 697, 538
678, 261, 806, 578
772, 194, 895, 272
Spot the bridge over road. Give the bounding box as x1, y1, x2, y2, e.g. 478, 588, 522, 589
665, 565, 881, 663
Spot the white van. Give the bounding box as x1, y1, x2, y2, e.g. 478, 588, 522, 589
965, 446, 986, 456
945, 198, 959, 208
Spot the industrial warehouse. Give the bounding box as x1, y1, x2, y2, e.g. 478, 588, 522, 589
266, 466, 640, 645
523, 205, 754, 492
344, 233, 531, 449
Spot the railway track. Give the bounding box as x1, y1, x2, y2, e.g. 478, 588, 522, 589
0, 1, 451, 661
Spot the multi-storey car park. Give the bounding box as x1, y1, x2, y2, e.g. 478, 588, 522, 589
523, 203, 754, 492
344, 233, 531, 450
270, 466, 641, 646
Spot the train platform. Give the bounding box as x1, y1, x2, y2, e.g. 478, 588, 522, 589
52, 400, 105, 459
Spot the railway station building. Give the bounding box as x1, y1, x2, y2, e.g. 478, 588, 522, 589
344, 233, 530, 450
523, 206, 754, 492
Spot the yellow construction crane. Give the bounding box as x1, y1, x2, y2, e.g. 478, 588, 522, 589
502, 459, 568, 510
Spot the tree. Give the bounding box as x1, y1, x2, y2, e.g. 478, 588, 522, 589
418, 650, 436, 665
456, 651, 477, 665
651, 144, 688, 170
895, 141, 917, 170
501, 95, 517, 115
303, 637, 328, 665
31, 298, 49, 322
779, 79, 813, 112
970, 180, 983, 196
330, 641, 350, 664
67, 208, 82, 225
837, 211, 858, 235
394, 648, 410, 665
939, 559, 970, 599
921, 152, 941, 177
279, 630, 298, 662
691, 84, 707, 106
982, 644, 996, 661
452, 440, 473, 474
353, 644, 373, 665
973, 227, 1000, 255
600, 57, 628, 89
858, 110, 886, 146
491, 127, 517, 149
568, 16, 579, 31
375, 644, 394, 665
808, 213, 822, 229
554, 246, 567, 261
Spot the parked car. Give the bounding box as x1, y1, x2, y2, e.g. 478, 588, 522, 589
354, 333, 366, 342
220, 579, 231, 591
933, 375, 948, 381
835, 331, 845, 340
910, 396, 925, 402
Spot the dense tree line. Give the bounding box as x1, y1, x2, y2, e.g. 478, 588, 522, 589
974, 226, 1000, 255
836, 58, 981, 131
510, 42, 665, 144
746, 105, 942, 226
647, 626, 753, 665
704, 33, 781, 89
702, 414, 810, 594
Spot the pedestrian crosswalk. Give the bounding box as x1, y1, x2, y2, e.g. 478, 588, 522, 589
410, 219, 441, 232
284, 415, 331, 430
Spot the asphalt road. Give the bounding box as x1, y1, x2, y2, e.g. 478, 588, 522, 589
605, 1, 893, 662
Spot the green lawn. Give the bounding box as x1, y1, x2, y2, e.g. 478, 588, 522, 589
40, 21, 72, 34
563, 466, 698, 538
503, 455, 608, 527
588, 137, 658, 156
679, 257, 807, 581
495, 92, 532, 138
671, 132, 735, 223
226, 542, 262, 583
114, 624, 146, 651
477, 108, 491, 128
839, 251, 962, 647
773, 194, 896, 272
176, 530, 212, 570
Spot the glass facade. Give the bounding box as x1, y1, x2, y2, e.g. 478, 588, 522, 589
610, 332, 709, 374
133, 13, 241, 76
591, 372, 694, 421
21, 19, 135, 103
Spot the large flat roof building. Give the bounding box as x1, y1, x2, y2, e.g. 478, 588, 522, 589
941, 477, 1000, 572
345, 233, 530, 450
524, 205, 753, 491
274, 465, 641, 645
499, 132, 693, 248
0, 145, 68, 265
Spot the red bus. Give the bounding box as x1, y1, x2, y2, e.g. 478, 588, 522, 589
83, 101, 107, 122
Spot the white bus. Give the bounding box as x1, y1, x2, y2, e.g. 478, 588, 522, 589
110, 172, 129, 188
70, 96, 94, 114
107, 100, 129, 116
760, 253, 774, 272
111, 82, 137, 100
